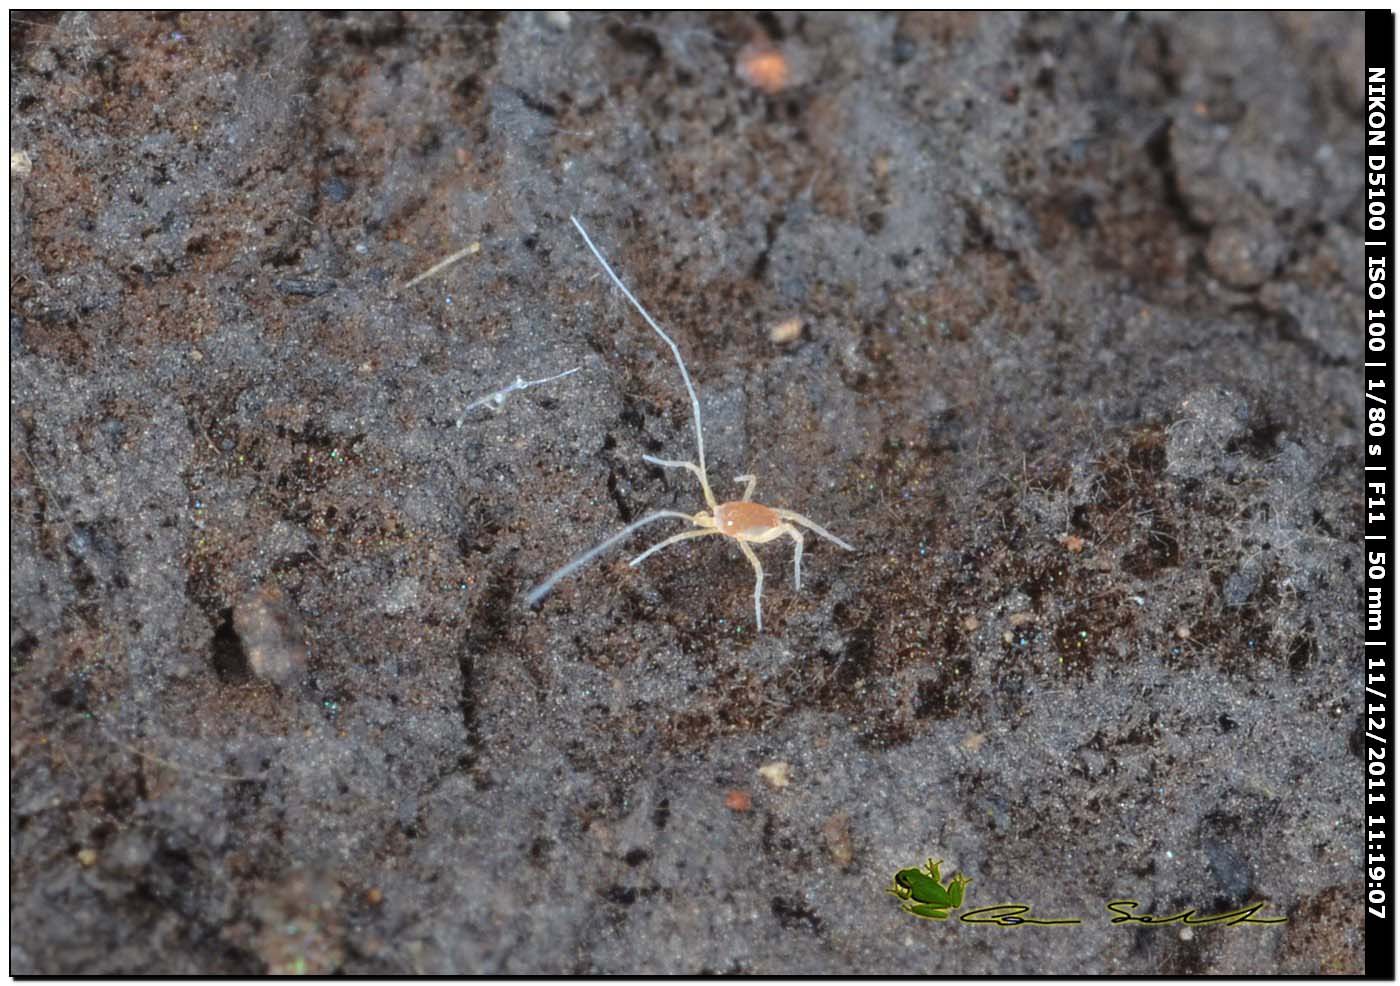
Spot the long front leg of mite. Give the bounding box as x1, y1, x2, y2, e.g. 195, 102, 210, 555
526, 510, 698, 607
571, 216, 711, 484
737, 540, 766, 633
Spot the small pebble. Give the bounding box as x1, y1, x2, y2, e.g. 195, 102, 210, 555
769, 316, 804, 345
757, 761, 791, 789
233, 585, 308, 686
1205, 222, 1282, 289
736, 39, 789, 94
821, 813, 854, 867
724, 789, 752, 812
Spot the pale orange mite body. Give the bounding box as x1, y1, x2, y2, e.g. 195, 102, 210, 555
525, 217, 855, 633
716, 500, 781, 539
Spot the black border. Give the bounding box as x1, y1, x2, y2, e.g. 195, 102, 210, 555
1365, 9, 1395, 982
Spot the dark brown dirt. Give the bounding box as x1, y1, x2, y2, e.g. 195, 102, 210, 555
10, 11, 1364, 974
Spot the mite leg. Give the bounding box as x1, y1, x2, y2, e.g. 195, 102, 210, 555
642, 455, 717, 510
783, 523, 804, 591
629, 527, 718, 566
525, 510, 695, 607
737, 540, 766, 633
775, 508, 855, 552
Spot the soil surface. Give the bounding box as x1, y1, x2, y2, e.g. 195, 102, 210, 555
10, 11, 1365, 974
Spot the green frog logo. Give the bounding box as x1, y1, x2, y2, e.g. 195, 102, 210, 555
887, 858, 972, 920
